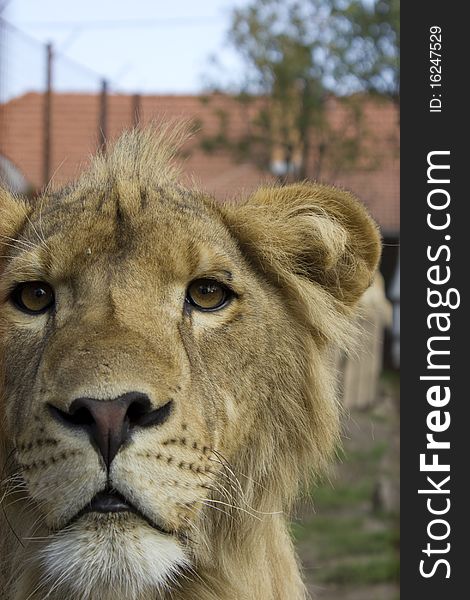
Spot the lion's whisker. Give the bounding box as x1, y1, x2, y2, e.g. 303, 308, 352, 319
201, 497, 263, 521
198, 499, 235, 522
0, 234, 37, 250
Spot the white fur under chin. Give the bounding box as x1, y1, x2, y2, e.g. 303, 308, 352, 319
39, 515, 189, 600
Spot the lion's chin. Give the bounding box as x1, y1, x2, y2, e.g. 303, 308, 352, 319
39, 513, 189, 600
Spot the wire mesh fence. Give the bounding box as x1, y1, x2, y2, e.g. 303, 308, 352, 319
0, 18, 139, 192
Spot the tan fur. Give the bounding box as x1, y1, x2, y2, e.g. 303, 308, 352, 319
0, 124, 381, 600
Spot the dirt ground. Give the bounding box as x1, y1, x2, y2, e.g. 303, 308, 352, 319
294, 372, 400, 600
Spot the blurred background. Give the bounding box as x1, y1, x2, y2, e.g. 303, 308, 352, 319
0, 1, 399, 598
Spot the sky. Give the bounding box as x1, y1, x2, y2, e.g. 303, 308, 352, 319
1, 0, 250, 98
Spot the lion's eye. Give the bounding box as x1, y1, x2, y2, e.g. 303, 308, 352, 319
186, 279, 231, 311
11, 281, 55, 314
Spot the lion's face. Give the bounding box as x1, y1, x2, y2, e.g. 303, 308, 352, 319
1, 182, 312, 598
0, 128, 380, 600
2, 186, 288, 594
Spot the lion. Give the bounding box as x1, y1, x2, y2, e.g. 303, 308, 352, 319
0, 123, 381, 600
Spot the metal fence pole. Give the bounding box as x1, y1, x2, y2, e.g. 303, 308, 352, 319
99, 78, 108, 148
43, 42, 53, 187
132, 93, 141, 127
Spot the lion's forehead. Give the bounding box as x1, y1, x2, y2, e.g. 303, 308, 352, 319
17, 184, 242, 287
34, 180, 216, 239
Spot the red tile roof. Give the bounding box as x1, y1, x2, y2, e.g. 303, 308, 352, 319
0, 92, 399, 232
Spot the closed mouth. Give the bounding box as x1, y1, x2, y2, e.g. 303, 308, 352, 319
66, 490, 172, 536
86, 490, 133, 513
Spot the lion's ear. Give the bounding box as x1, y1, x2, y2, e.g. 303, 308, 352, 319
0, 188, 29, 255
221, 183, 381, 306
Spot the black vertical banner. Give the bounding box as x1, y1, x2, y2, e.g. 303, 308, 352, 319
401, 3, 467, 599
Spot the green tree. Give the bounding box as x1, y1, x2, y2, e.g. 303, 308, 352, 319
202, 0, 399, 181
330, 0, 399, 101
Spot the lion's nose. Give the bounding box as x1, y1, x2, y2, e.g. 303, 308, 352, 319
49, 392, 173, 467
